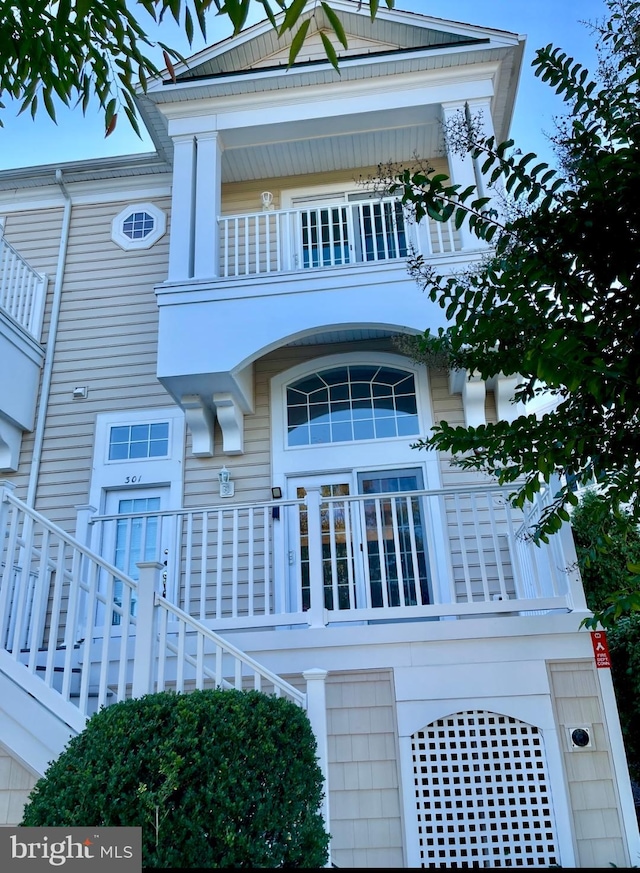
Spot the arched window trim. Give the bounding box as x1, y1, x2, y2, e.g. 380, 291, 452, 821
270, 351, 440, 485
285, 362, 420, 447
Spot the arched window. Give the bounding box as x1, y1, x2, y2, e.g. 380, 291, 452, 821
286, 364, 419, 447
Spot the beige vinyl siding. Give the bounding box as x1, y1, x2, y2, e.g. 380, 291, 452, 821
0, 746, 38, 826
220, 160, 451, 215
325, 669, 404, 868
3, 207, 66, 487
4, 198, 172, 529
548, 660, 629, 867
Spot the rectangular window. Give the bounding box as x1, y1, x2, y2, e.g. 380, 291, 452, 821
108, 422, 169, 460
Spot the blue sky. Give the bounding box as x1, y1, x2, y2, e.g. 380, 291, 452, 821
0, 0, 607, 172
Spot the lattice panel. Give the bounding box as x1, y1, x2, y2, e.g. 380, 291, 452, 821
412, 711, 560, 868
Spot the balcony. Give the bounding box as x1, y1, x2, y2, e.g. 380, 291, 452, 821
0, 236, 47, 471
155, 200, 466, 442
218, 198, 460, 279
82, 482, 578, 634
0, 479, 583, 728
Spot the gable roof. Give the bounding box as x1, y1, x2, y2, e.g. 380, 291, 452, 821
136, 0, 524, 174
169, 1, 488, 82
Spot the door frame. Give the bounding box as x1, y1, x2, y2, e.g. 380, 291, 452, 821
270, 352, 450, 613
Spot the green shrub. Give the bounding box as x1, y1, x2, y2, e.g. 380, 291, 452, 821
21, 688, 330, 868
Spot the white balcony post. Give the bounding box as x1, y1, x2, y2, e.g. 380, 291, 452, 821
168, 134, 197, 281
74, 503, 97, 548
305, 488, 326, 628
194, 131, 223, 279
302, 667, 331, 864
132, 560, 164, 698
441, 101, 484, 251
74, 504, 97, 640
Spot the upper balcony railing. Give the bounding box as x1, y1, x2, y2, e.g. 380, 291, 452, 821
219, 198, 461, 279
0, 235, 47, 340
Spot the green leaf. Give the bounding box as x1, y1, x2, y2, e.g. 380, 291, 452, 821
288, 18, 311, 67
280, 0, 308, 35
320, 31, 340, 72
321, 2, 348, 48
185, 7, 194, 44
42, 88, 57, 123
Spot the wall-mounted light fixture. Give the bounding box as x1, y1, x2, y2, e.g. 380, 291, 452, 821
218, 466, 235, 498
271, 485, 282, 519
261, 191, 274, 211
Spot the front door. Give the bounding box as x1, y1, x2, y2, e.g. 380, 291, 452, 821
288, 474, 361, 613
357, 469, 431, 608
288, 468, 431, 614
103, 487, 169, 621
292, 192, 408, 269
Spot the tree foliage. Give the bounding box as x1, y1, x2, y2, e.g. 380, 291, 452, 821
21, 689, 329, 869
571, 489, 640, 620
570, 490, 640, 784
0, 0, 392, 135
388, 0, 640, 563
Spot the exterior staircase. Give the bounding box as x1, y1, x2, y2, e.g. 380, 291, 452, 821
0, 481, 318, 783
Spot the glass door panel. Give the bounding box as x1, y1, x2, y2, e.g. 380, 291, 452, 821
357, 469, 431, 607
348, 193, 408, 262
104, 489, 166, 624
295, 482, 358, 611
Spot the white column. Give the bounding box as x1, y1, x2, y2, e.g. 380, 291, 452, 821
194, 131, 223, 279
168, 134, 197, 281
441, 101, 479, 251
132, 560, 164, 698
302, 667, 331, 865
305, 488, 327, 629
465, 96, 500, 203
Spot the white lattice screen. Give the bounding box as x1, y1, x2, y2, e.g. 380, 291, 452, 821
412, 710, 560, 867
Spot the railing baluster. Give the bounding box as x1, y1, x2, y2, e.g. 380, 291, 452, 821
199, 510, 208, 621
215, 510, 224, 620
231, 509, 239, 618
0, 237, 46, 339
485, 493, 510, 600
263, 507, 271, 615
216, 197, 459, 277
248, 507, 255, 616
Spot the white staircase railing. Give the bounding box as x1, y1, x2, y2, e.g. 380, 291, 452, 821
0, 482, 307, 724
0, 236, 47, 340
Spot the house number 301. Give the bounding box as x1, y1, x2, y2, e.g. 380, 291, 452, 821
124, 475, 142, 484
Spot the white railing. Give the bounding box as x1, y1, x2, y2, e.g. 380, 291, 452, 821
219, 198, 460, 278
0, 482, 306, 725
86, 483, 573, 631
0, 236, 47, 339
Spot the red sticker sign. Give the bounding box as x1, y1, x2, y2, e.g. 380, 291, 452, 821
591, 630, 612, 668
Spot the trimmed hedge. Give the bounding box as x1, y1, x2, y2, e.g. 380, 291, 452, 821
21, 688, 329, 868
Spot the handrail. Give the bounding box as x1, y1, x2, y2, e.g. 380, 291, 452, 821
0, 236, 47, 339
0, 482, 139, 719
217, 198, 460, 278
153, 593, 306, 707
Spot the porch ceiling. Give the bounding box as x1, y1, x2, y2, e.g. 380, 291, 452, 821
220, 105, 443, 183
